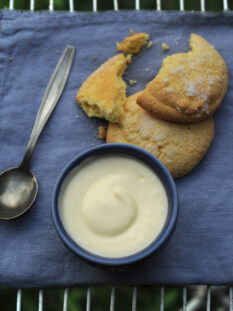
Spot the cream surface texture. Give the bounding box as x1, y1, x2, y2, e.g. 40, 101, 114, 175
59, 155, 168, 258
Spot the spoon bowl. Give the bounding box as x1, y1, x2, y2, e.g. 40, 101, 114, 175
0, 167, 38, 219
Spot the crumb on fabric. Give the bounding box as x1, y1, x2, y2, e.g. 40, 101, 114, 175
9, 57, 13, 62
126, 54, 132, 63
145, 68, 150, 72
97, 126, 107, 139
129, 79, 137, 86
117, 33, 149, 54
90, 143, 95, 147
130, 29, 135, 35
162, 43, 170, 51
93, 56, 98, 60
147, 41, 153, 49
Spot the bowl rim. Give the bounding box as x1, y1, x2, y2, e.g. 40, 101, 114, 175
51, 143, 178, 266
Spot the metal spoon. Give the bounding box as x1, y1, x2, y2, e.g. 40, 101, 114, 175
0, 46, 76, 220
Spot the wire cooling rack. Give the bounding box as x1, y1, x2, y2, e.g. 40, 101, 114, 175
2, 0, 233, 310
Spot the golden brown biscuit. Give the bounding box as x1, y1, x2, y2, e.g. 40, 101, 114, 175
137, 34, 228, 123
107, 92, 215, 178
117, 33, 149, 54
76, 54, 128, 123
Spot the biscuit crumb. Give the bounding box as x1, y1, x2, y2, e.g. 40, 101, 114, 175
129, 79, 137, 86
9, 57, 13, 62
90, 143, 95, 147
147, 41, 153, 49
130, 29, 135, 35
126, 54, 132, 63
162, 43, 170, 51
93, 56, 98, 60
97, 126, 107, 139
117, 33, 149, 54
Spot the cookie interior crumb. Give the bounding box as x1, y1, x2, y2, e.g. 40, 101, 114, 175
147, 41, 153, 49
129, 79, 137, 86
162, 43, 170, 51
117, 33, 150, 54
97, 126, 107, 139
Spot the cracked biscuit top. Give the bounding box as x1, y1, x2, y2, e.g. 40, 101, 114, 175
137, 34, 228, 123
107, 92, 214, 178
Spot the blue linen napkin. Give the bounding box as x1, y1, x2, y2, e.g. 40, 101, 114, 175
0, 10, 233, 287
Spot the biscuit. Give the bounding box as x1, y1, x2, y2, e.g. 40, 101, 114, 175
107, 92, 215, 178
117, 33, 149, 54
137, 34, 228, 123
76, 54, 128, 123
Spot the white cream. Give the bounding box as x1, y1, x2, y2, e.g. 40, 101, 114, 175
58, 155, 168, 258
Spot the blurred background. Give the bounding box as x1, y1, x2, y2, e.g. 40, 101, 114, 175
0, 0, 231, 310
0, 0, 232, 11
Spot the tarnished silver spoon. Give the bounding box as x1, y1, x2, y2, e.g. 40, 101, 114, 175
0, 46, 75, 220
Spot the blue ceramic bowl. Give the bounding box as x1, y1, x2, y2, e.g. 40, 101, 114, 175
52, 143, 178, 266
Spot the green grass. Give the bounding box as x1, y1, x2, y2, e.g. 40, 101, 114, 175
0, 286, 182, 311
0, 0, 229, 10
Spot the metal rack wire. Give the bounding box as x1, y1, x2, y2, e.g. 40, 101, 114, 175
7, 0, 231, 12
3, 0, 233, 310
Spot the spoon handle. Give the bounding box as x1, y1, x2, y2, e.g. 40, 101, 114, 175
21, 46, 76, 169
